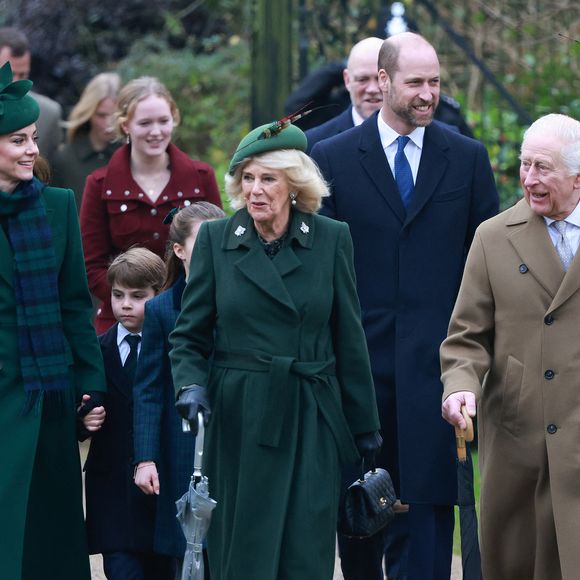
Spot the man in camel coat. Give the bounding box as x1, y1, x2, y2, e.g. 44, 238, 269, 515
441, 113, 580, 580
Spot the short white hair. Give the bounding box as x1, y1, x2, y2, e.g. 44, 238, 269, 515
522, 113, 580, 175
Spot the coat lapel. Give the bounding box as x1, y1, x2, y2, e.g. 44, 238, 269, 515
358, 116, 406, 224
506, 200, 563, 300
100, 324, 132, 400
548, 246, 580, 313
405, 124, 449, 225
224, 209, 302, 312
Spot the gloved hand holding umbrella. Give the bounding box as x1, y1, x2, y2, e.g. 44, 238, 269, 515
176, 384, 211, 435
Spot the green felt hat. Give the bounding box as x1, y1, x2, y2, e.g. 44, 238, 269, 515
228, 120, 308, 175
0, 62, 40, 135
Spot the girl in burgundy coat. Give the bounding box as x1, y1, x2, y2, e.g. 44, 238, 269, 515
80, 76, 222, 334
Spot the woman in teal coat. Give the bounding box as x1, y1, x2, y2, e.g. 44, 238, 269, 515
170, 121, 381, 580
0, 62, 106, 580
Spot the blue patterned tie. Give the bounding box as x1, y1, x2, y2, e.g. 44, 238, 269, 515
395, 135, 414, 208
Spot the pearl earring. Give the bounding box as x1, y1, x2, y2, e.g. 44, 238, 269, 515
126, 133, 131, 144
290, 192, 297, 206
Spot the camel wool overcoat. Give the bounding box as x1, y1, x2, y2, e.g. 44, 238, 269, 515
170, 208, 380, 580
440, 199, 580, 580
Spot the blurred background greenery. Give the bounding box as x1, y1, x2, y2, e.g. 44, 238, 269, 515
2, 0, 578, 208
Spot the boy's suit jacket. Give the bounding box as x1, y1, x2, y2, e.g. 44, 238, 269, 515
84, 323, 156, 554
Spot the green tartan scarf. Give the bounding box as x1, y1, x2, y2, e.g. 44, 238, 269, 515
0, 177, 70, 412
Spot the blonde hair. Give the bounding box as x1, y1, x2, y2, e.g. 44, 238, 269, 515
64, 72, 121, 143
114, 76, 180, 140
107, 247, 166, 294
225, 150, 330, 214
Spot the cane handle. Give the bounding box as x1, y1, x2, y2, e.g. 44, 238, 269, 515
454, 405, 475, 462
461, 406, 475, 442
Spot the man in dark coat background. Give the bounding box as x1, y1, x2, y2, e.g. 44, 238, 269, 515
311, 32, 499, 580
304, 37, 383, 153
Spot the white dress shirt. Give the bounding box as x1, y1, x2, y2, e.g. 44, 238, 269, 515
351, 107, 365, 127
377, 112, 425, 184
116, 323, 142, 365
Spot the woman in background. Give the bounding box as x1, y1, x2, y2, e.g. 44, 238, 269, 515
133, 201, 225, 574
51, 72, 121, 209
80, 76, 222, 334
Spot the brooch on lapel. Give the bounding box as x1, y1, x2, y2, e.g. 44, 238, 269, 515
234, 225, 246, 237
300, 222, 309, 234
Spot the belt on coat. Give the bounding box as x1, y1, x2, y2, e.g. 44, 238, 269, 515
212, 350, 359, 465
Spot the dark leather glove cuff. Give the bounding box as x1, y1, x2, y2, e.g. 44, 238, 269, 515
77, 390, 106, 418
355, 431, 383, 460
175, 385, 211, 435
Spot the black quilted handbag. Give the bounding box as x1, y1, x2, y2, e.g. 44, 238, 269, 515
338, 460, 396, 539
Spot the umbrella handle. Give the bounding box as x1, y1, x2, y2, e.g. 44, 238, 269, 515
455, 406, 475, 462
193, 411, 205, 478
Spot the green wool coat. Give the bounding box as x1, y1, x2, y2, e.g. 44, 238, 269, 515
170, 208, 380, 580
0, 186, 105, 580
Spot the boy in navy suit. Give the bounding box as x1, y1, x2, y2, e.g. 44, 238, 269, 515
84, 247, 173, 580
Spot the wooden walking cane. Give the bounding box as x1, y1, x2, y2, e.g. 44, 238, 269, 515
455, 406, 475, 462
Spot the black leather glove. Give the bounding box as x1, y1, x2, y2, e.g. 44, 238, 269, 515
355, 431, 383, 463
76, 391, 106, 442
77, 391, 106, 418
175, 385, 211, 436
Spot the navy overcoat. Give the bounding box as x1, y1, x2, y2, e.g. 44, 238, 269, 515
311, 114, 499, 504
133, 278, 195, 558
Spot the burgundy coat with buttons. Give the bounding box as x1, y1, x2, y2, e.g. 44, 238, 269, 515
80, 143, 221, 334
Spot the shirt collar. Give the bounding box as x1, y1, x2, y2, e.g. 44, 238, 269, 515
351, 106, 365, 127
376, 112, 426, 151
116, 323, 141, 348
543, 201, 580, 228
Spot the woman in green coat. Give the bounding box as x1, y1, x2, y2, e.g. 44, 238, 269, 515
170, 121, 381, 580
0, 62, 106, 580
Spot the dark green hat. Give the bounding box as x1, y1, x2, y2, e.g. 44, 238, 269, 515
228, 120, 308, 175
0, 62, 40, 135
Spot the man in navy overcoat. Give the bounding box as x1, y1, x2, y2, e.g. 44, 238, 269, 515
311, 32, 499, 580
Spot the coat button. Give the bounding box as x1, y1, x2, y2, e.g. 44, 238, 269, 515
152, 232, 160, 240
120, 204, 128, 212
177, 191, 183, 197
519, 264, 528, 274
544, 369, 555, 380
184, 200, 191, 206
547, 424, 557, 434
544, 314, 554, 325
150, 208, 158, 216
124, 190, 130, 196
